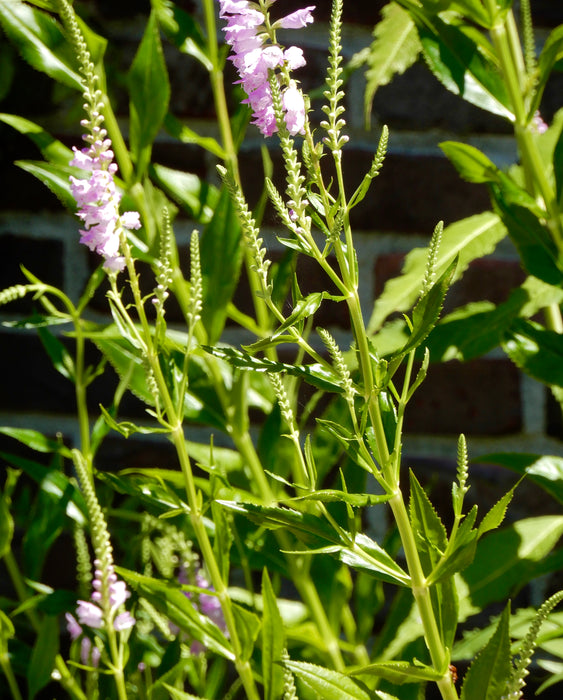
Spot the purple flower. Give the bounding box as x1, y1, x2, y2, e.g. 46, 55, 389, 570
113, 611, 136, 631
76, 600, 104, 629
275, 7, 315, 29
218, 0, 314, 136
80, 637, 101, 667
65, 613, 83, 641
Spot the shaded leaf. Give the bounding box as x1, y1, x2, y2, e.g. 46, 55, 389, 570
503, 319, 563, 387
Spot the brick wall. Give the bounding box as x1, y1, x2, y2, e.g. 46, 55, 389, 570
1, 0, 562, 490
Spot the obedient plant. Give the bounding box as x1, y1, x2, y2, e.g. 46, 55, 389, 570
0, 1, 563, 700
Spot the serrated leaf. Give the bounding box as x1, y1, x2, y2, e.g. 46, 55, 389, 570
460, 603, 511, 700
503, 319, 563, 387
396, 255, 457, 359
400, 3, 513, 119
479, 452, 563, 505
293, 490, 391, 508
0, 0, 82, 89
477, 485, 516, 538
204, 345, 343, 394
491, 192, 562, 286
460, 516, 563, 615
409, 471, 448, 566
284, 659, 374, 700
368, 212, 506, 333
363, 3, 420, 123
117, 567, 234, 660
350, 659, 443, 684
128, 11, 170, 179
426, 276, 563, 362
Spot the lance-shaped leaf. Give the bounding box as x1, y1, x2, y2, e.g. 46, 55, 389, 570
397, 2, 513, 119
362, 3, 420, 124
0, 113, 73, 165
261, 571, 285, 700
349, 659, 444, 685
128, 11, 170, 180
204, 345, 343, 394
478, 452, 563, 506
117, 567, 234, 659
503, 319, 563, 388
368, 212, 506, 333
218, 501, 409, 585
200, 187, 243, 344
151, 161, 219, 223
27, 615, 59, 700
0, 0, 82, 89
530, 25, 563, 119
284, 659, 387, 700
460, 603, 511, 700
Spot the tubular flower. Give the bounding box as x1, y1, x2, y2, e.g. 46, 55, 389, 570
69, 134, 141, 273
218, 0, 314, 136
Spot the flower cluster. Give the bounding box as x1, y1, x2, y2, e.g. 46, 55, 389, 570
66, 560, 135, 663
69, 133, 141, 272
179, 565, 228, 653
218, 0, 314, 136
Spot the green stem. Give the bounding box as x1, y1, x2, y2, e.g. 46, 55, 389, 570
3, 551, 88, 700
117, 255, 261, 700
0, 652, 24, 700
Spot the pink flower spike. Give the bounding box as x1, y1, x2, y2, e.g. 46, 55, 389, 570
276, 6, 315, 29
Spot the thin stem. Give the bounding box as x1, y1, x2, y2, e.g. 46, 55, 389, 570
3, 551, 88, 700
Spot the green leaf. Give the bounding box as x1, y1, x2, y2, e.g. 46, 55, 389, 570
479, 452, 563, 505
162, 686, 207, 700
0, 113, 73, 165
531, 25, 563, 119
37, 326, 75, 381
231, 603, 260, 662
460, 603, 511, 700
0, 609, 15, 655
284, 660, 375, 700
204, 345, 343, 394
460, 516, 563, 617
0, 427, 72, 456
426, 276, 563, 362
153, 0, 211, 71
396, 255, 457, 360
503, 319, 563, 387
399, 3, 513, 119
368, 212, 506, 333
477, 485, 516, 538
200, 187, 243, 343
164, 113, 226, 160
15, 160, 78, 210
128, 11, 170, 179
151, 161, 219, 223
0, 486, 14, 558
118, 567, 234, 660
0, 450, 86, 525
363, 3, 420, 123
27, 615, 59, 700
491, 192, 562, 286
262, 570, 285, 700
409, 471, 447, 568
0, 0, 82, 89
294, 490, 391, 508
349, 659, 443, 684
